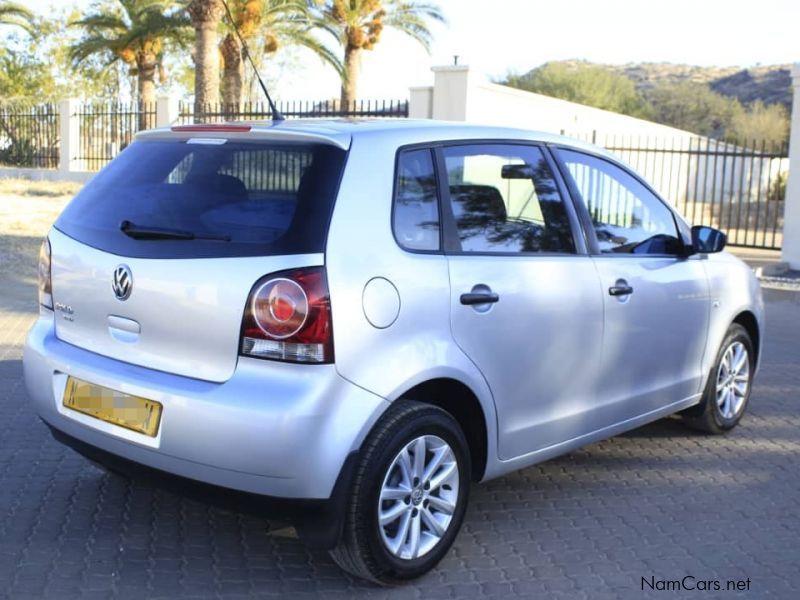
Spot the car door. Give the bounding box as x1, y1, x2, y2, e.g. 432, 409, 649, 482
554, 147, 710, 423
440, 142, 605, 460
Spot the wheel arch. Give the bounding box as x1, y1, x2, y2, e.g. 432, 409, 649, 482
396, 377, 489, 482
733, 310, 760, 368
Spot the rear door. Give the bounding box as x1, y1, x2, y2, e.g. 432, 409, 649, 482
554, 147, 709, 417
441, 142, 605, 460
51, 136, 347, 382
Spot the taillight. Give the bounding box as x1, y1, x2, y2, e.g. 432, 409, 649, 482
38, 238, 52, 309
240, 267, 333, 364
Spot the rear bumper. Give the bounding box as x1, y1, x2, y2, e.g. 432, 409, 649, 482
24, 312, 388, 500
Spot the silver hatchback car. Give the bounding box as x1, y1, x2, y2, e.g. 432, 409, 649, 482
24, 119, 763, 583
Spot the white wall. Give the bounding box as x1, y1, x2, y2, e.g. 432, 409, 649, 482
782, 64, 800, 268
470, 80, 698, 138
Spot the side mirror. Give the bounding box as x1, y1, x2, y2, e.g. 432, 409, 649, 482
691, 225, 726, 254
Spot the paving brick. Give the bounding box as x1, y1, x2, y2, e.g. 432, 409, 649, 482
2, 294, 800, 598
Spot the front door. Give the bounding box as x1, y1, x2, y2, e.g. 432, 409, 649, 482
555, 148, 709, 421
440, 143, 605, 460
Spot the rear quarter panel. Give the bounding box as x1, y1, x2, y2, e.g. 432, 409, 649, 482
324, 131, 501, 476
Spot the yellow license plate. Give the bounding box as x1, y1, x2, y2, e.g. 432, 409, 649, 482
63, 377, 162, 437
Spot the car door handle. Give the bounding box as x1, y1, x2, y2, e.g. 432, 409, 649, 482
460, 292, 500, 305
609, 283, 634, 296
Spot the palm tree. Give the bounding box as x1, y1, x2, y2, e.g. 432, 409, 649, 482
310, 0, 445, 107
0, 1, 34, 34
186, 0, 224, 114
70, 0, 190, 114
219, 0, 342, 109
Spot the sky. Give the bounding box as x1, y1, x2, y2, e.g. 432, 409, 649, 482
18, 0, 800, 101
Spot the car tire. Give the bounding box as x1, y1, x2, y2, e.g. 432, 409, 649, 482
683, 323, 755, 434
329, 400, 471, 584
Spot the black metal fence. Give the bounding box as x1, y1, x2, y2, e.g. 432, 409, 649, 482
0, 103, 60, 168
566, 132, 790, 250
167, 146, 314, 193
76, 101, 156, 171
178, 98, 409, 124
0, 98, 408, 173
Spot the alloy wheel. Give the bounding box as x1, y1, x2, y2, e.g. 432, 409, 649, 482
377, 435, 460, 560
716, 341, 750, 419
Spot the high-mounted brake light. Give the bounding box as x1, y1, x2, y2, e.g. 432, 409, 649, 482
170, 124, 252, 133
38, 237, 52, 309
240, 267, 333, 364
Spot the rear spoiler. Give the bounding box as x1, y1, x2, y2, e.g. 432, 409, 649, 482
136, 123, 352, 150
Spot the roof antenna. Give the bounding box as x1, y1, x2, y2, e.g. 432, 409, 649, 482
220, 0, 285, 121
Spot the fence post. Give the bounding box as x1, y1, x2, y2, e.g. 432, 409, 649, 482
782, 63, 800, 269
156, 95, 179, 128
58, 98, 80, 173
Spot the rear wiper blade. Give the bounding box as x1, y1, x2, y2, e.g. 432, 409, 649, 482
120, 220, 230, 241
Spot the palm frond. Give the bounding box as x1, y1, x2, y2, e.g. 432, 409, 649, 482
69, 0, 193, 69
383, 0, 446, 52
70, 14, 129, 33
0, 1, 35, 33
222, 0, 343, 76
68, 34, 126, 66
286, 29, 343, 76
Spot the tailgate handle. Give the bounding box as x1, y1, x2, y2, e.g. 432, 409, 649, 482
108, 315, 140, 333
108, 315, 140, 343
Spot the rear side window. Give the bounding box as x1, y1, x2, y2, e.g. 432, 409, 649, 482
55, 139, 347, 258
392, 149, 440, 251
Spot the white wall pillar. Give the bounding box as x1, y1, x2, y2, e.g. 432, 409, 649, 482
156, 95, 180, 128
58, 98, 80, 173
431, 65, 471, 121
782, 63, 800, 269
409, 86, 433, 119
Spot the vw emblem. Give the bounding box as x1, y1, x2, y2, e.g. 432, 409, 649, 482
112, 265, 133, 300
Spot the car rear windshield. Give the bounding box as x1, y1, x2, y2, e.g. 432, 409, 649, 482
55, 138, 347, 258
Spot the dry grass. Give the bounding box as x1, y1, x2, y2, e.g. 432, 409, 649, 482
0, 178, 83, 199
0, 182, 77, 290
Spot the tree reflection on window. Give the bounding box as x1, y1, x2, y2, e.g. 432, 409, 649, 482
444, 145, 575, 254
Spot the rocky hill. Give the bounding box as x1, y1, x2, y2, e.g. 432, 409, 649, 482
544, 60, 793, 110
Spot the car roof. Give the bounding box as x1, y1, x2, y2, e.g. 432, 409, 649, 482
136, 118, 615, 160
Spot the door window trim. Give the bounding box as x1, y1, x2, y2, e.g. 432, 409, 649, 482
431, 139, 589, 258
549, 144, 690, 259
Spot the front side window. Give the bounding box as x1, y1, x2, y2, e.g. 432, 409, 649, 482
557, 149, 682, 255
393, 148, 440, 251
442, 144, 575, 254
